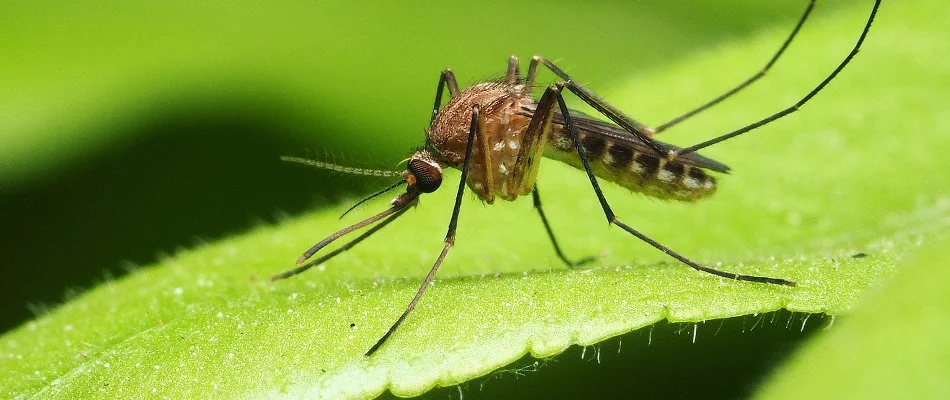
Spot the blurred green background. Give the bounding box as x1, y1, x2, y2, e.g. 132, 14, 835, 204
1, 0, 834, 334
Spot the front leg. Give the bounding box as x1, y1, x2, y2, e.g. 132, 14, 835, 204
366, 104, 482, 356
430, 69, 460, 125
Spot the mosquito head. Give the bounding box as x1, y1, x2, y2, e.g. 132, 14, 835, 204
404, 151, 443, 193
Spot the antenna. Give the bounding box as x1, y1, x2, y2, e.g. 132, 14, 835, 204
340, 179, 407, 219
280, 156, 402, 178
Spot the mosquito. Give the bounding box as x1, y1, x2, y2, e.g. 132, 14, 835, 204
274, 0, 881, 356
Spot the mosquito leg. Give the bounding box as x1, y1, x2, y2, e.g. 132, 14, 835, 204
271, 205, 413, 281
530, 56, 665, 157
526, 56, 539, 88
547, 82, 795, 286
366, 104, 482, 356
673, 0, 881, 157
430, 69, 460, 125
533, 186, 595, 268
510, 68, 556, 194
513, 85, 592, 266
654, 1, 816, 133
506, 55, 521, 85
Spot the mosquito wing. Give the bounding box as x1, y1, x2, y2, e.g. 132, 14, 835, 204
554, 110, 731, 173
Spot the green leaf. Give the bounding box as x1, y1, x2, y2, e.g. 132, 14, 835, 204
3, 0, 947, 398
755, 235, 950, 399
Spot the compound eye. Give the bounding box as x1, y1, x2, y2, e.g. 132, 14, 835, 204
407, 158, 442, 193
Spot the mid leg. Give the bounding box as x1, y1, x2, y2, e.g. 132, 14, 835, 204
532, 186, 595, 268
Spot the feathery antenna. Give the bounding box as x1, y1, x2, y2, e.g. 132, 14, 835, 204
280, 156, 402, 177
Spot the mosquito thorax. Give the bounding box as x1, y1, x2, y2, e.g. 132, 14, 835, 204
405, 152, 443, 193
429, 82, 532, 168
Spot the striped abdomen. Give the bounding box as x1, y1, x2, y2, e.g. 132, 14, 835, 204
543, 127, 717, 201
